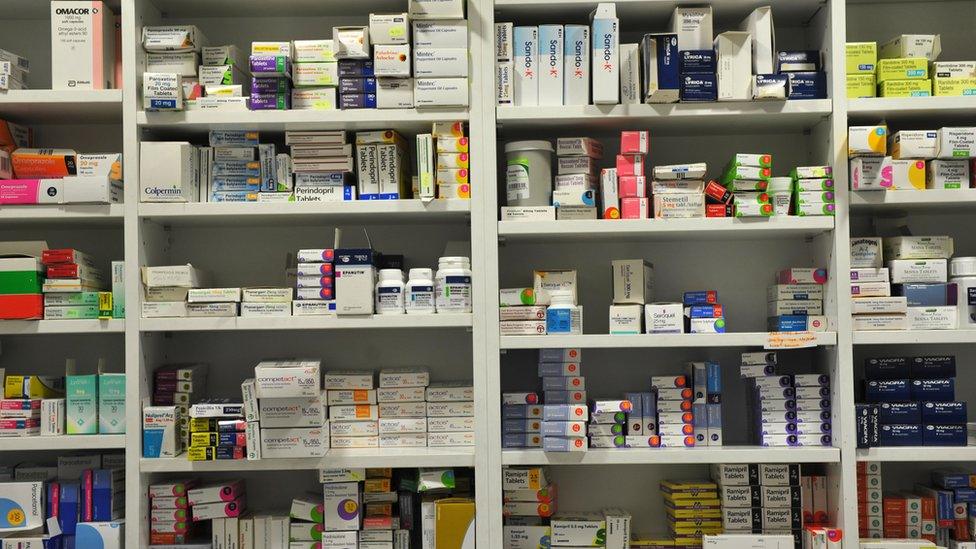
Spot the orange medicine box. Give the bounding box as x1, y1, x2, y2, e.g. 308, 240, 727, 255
11, 148, 77, 178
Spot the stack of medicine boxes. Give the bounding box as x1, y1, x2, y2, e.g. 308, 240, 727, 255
862, 355, 966, 447
881, 491, 928, 541
209, 129, 281, 200
498, 287, 546, 336
609, 259, 653, 335
432, 122, 471, 200
846, 42, 877, 98
587, 400, 630, 449
376, 368, 428, 449
141, 265, 207, 319
850, 236, 907, 331
291, 39, 338, 110
325, 370, 377, 449
752, 370, 832, 448
857, 461, 884, 538
252, 360, 326, 459
718, 154, 772, 217
540, 347, 587, 452
198, 45, 247, 99
186, 287, 240, 318
0, 374, 59, 436
337, 56, 375, 110
0, 47, 28, 91
713, 463, 803, 542
286, 130, 353, 202
502, 467, 557, 546
684, 290, 726, 333
356, 130, 410, 199
553, 137, 601, 220
188, 479, 247, 525
675, 7, 717, 103
153, 363, 208, 446
651, 162, 707, 219
501, 392, 544, 449
426, 381, 475, 447
368, 13, 411, 109
249, 40, 292, 110
652, 374, 695, 448
150, 479, 200, 544
661, 479, 720, 542
769, 268, 828, 333
617, 132, 650, 219
792, 166, 835, 217
142, 25, 207, 111
688, 362, 723, 446
0, 255, 43, 319
295, 248, 336, 316
887, 236, 957, 331
187, 400, 246, 461
42, 248, 106, 320
876, 35, 938, 98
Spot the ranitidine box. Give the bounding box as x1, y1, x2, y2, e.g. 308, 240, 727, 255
590, 3, 619, 105
254, 360, 321, 398
51, 1, 116, 90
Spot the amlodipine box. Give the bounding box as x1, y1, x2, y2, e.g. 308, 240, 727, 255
254, 360, 321, 398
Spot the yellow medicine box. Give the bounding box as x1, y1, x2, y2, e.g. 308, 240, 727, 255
846, 42, 877, 74
879, 79, 932, 98
934, 77, 976, 97
877, 58, 928, 83
847, 74, 876, 98
435, 498, 475, 549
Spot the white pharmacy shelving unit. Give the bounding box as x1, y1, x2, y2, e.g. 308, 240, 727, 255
0, 0, 128, 501
0, 0, 974, 547
845, 0, 976, 527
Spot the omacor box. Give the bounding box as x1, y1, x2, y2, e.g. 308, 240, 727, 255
51, 1, 116, 90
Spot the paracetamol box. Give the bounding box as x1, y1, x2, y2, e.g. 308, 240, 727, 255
51, 2, 115, 89
591, 4, 619, 104
254, 360, 321, 398
513, 26, 538, 106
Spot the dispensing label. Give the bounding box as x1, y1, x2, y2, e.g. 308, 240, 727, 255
765, 332, 817, 349
506, 157, 531, 201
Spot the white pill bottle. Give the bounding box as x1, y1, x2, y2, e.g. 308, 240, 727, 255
375, 269, 405, 314
435, 256, 472, 313
405, 268, 436, 315
950, 257, 976, 329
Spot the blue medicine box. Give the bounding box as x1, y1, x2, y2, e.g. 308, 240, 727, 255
878, 402, 920, 424
911, 356, 956, 379
864, 357, 909, 380
865, 379, 910, 402
879, 423, 922, 446
680, 50, 716, 73
923, 424, 967, 447
786, 72, 826, 99
680, 73, 717, 102
893, 283, 958, 306
910, 378, 954, 402
921, 401, 967, 423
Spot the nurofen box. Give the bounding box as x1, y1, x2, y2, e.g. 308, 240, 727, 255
254, 360, 321, 398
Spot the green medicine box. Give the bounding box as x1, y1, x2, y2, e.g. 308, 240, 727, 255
877, 58, 928, 83
66, 371, 98, 435
846, 42, 877, 74
98, 373, 126, 434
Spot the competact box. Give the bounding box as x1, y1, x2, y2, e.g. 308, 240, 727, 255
260, 426, 328, 458
254, 360, 321, 398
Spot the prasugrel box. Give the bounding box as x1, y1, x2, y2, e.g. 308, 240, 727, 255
591, 3, 619, 104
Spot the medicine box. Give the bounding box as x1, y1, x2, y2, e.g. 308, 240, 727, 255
254, 360, 321, 398
51, 1, 115, 90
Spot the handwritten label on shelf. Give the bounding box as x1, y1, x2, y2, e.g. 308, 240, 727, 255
765, 332, 817, 350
